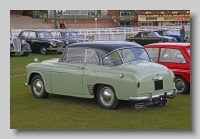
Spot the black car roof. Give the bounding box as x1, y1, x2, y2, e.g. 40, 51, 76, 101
67, 41, 143, 57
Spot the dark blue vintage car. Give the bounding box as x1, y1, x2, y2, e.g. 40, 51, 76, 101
154, 30, 189, 42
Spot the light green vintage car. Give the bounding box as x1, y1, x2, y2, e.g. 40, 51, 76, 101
25, 41, 176, 110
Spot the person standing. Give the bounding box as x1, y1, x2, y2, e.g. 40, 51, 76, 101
180, 26, 185, 42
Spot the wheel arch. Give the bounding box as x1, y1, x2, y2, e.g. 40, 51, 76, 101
174, 74, 190, 85
93, 83, 116, 98
28, 72, 44, 85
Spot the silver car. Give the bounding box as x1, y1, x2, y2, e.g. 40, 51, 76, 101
10, 31, 32, 56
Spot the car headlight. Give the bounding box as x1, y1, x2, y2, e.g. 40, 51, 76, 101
66, 41, 69, 45
50, 42, 56, 46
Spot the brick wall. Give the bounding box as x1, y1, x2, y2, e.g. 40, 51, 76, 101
10, 10, 22, 15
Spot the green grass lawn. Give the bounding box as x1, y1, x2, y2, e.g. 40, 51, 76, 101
186, 31, 190, 35
10, 53, 191, 130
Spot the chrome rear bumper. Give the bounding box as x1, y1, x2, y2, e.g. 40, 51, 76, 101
130, 88, 176, 102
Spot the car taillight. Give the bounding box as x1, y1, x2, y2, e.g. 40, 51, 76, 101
137, 82, 140, 88
174, 77, 176, 82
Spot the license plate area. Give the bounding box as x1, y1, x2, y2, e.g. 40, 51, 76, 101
154, 80, 163, 90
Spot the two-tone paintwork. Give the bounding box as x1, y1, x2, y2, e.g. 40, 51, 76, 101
26, 41, 176, 102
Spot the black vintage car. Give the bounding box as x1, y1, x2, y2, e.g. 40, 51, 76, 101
10, 31, 32, 56
126, 31, 177, 46
50, 29, 89, 45
18, 30, 67, 55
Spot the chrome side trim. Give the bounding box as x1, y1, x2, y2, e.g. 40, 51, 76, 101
87, 84, 94, 95
152, 76, 164, 81
50, 71, 72, 74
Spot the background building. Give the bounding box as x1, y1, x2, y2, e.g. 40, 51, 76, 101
10, 10, 190, 29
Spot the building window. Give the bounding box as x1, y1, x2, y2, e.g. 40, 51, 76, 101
77, 10, 82, 15
62, 10, 70, 15
82, 10, 88, 15
101, 10, 108, 15
70, 10, 76, 15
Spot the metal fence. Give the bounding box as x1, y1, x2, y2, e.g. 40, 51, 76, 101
11, 26, 190, 41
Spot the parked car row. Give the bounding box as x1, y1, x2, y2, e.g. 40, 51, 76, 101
10, 29, 89, 56
126, 30, 189, 46
10, 29, 190, 110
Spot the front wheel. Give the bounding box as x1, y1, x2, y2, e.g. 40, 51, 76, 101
40, 46, 49, 55
96, 85, 119, 110
31, 75, 48, 98
175, 76, 189, 94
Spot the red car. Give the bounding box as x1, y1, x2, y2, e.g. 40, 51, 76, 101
144, 43, 190, 94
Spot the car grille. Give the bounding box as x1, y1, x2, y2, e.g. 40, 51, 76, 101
12, 38, 21, 51
57, 42, 64, 48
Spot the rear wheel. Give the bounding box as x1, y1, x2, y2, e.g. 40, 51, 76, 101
175, 75, 189, 94
31, 75, 48, 98
96, 85, 119, 110
40, 46, 48, 55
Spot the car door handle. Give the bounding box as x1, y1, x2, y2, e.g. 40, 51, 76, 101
79, 67, 84, 69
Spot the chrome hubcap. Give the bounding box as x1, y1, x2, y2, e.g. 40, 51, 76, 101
100, 87, 114, 106
33, 79, 44, 96
176, 79, 185, 92
41, 48, 47, 54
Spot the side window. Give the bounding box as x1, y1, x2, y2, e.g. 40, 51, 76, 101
61, 48, 85, 63
38, 33, 45, 39
142, 33, 148, 37
51, 32, 61, 38
20, 32, 29, 38
29, 32, 36, 38
118, 49, 135, 63
102, 51, 122, 66
85, 49, 99, 65
135, 33, 141, 37
158, 31, 163, 36
145, 48, 159, 62
159, 48, 186, 63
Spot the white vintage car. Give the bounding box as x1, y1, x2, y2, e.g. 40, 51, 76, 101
10, 31, 32, 56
